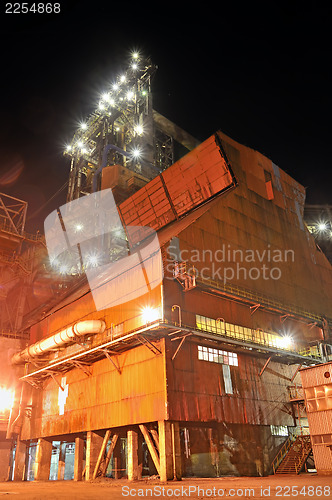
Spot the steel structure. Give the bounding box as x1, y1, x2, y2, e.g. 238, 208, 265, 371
65, 54, 175, 202
304, 204, 332, 264
2, 54, 332, 483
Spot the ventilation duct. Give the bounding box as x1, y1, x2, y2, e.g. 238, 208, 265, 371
11, 319, 106, 365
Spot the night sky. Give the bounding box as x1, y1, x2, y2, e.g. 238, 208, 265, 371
0, 2, 330, 232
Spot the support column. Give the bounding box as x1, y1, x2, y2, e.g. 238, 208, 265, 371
0, 439, 12, 481
113, 438, 122, 479
171, 422, 182, 480
85, 431, 103, 481
127, 428, 139, 481
74, 436, 84, 481
13, 437, 27, 481
57, 442, 66, 480
34, 438, 52, 481
158, 421, 173, 482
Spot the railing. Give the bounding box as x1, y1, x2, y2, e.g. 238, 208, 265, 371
272, 434, 311, 474
272, 433, 297, 474
192, 272, 332, 328
0, 330, 29, 340
194, 313, 322, 361
288, 385, 305, 401
290, 436, 312, 474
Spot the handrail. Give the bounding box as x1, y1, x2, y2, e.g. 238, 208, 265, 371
176, 266, 332, 327
272, 434, 296, 474
272, 434, 311, 474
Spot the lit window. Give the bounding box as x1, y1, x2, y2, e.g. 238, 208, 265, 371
270, 425, 288, 437
197, 345, 238, 367
223, 365, 233, 394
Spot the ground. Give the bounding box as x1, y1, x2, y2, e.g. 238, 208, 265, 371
0, 474, 331, 499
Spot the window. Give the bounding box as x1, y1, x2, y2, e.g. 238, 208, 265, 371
222, 364, 233, 394
270, 425, 288, 437
198, 345, 238, 366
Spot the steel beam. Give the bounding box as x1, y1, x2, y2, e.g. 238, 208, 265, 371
139, 424, 160, 476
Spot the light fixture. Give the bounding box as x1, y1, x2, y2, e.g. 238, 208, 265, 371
126, 90, 134, 100
112, 83, 119, 91
59, 264, 69, 275
132, 52, 139, 60
77, 141, 84, 148
80, 122, 87, 130
135, 125, 144, 136
65, 145, 72, 152
317, 222, 328, 232
141, 306, 160, 324
120, 75, 126, 83
0, 387, 14, 413
75, 223, 83, 232
102, 93, 110, 102
131, 148, 142, 159
132, 63, 138, 70
86, 253, 100, 267
98, 102, 105, 110
277, 334, 293, 350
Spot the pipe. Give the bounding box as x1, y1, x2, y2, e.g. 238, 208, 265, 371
172, 305, 182, 327
11, 319, 106, 365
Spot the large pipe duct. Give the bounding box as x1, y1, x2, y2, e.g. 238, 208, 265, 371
11, 319, 106, 365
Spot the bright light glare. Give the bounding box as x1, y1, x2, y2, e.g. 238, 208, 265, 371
0, 388, 15, 413
135, 125, 144, 136
75, 223, 83, 232
277, 335, 293, 350
141, 307, 160, 324
317, 222, 327, 231
59, 264, 69, 275
120, 75, 126, 83
131, 148, 141, 159
80, 122, 87, 130
86, 254, 100, 267
65, 144, 72, 152
132, 52, 139, 59
126, 91, 134, 100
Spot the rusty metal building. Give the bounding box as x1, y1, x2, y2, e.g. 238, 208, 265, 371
300, 362, 332, 475
2, 55, 332, 482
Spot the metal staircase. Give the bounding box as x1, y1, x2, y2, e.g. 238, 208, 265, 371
272, 435, 312, 475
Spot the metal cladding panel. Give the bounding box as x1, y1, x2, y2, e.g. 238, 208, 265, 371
165, 338, 295, 426
162, 130, 332, 326
305, 411, 332, 435
21, 341, 167, 440
312, 444, 332, 473
300, 363, 332, 388
119, 134, 236, 235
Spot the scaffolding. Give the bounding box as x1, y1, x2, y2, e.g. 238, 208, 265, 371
64, 54, 177, 202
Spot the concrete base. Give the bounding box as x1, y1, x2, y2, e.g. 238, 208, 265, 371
0, 436, 11, 481
34, 438, 52, 481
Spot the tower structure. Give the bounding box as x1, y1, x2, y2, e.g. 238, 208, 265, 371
5, 52, 332, 483
65, 53, 180, 203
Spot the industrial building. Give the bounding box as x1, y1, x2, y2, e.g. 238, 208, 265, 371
300, 362, 332, 475
1, 54, 332, 482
